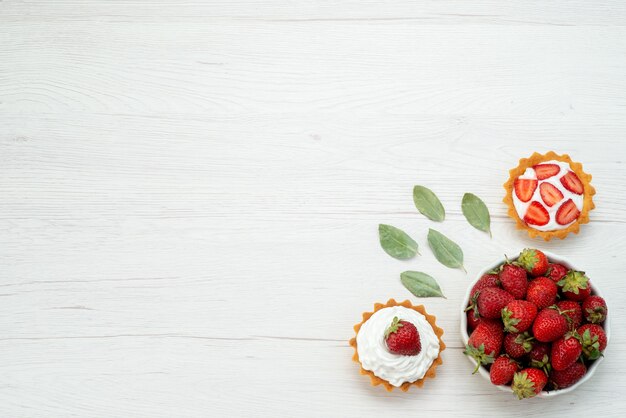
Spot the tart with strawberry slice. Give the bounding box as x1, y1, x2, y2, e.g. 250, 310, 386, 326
503, 152, 595, 240
349, 299, 445, 391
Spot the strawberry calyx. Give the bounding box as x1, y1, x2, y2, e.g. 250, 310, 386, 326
530, 354, 552, 375
585, 306, 607, 324
514, 332, 535, 353
384, 316, 404, 338
502, 307, 521, 333
465, 289, 491, 320
548, 304, 574, 321
503, 254, 519, 267
464, 343, 495, 374
512, 371, 540, 399
464, 295, 479, 319
554, 305, 575, 320
580, 328, 603, 360
557, 270, 589, 295
517, 248, 540, 273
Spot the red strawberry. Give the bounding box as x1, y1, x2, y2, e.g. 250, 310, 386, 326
464, 319, 504, 372
504, 332, 534, 358
539, 182, 564, 207
490, 355, 519, 385
560, 171, 584, 194
524, 201, 549, 226
469, 273, 501, 300
502, 300, 538, 333
577, 324, 607, 360
514, 178, 538, 202
533, 306, 570, 342
551, 334, 582, 371
477, 288, 515, 319
533, 164, 560, 180
550, 362, 586, 389
526, 277, 558, 310
465, 273, 501, 317
499, 263, 528, 299
518, 248, 549, 277
556, 199, 580, 225
582, 295, 607, 324
467, 308, 481, 331
558, 271, 591, 301
512, 368, 548, 399
556, 300, 583, 330
385, 317, 421, 355
547, 263, 569, 283
528, 342, 551, 371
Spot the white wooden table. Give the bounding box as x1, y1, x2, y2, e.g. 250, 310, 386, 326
2, 1, 626, 416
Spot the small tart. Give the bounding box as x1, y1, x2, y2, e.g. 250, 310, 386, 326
349, 299, 445, 392
503, 151, 595, 241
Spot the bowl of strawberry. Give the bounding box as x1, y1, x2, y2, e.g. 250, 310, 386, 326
461, 248, 610, 399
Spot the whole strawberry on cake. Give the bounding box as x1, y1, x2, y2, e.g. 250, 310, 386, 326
503, 151, 595, 240
350, 299, 445, 391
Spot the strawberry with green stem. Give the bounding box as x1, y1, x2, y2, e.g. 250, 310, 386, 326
464, 319, 504, 373
504, 332, 534, 359
528, 341, 551, 374
582, 295, 607, 324
466, 308, 481, 331
502, 300, 538, 333
384, 317, 421, 355
558, 270, 591, 301
517, 248, 549, 277
512, 368, 548, 399
556, 300, 583, 330
577, 324, 607, 360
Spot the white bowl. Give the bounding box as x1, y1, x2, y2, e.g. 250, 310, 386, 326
460, 250, 610, 398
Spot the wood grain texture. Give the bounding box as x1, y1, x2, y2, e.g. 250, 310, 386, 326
1, 1, 626, 417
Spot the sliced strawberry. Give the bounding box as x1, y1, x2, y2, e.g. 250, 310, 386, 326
514, 179, 538, 202
524, 201, 549, 226
539, 182, 564, 207
560, 171, 584, 195
533, 164, 560, 180
556, 199, 580, 225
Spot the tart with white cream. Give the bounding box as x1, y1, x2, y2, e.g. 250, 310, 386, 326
503, 152, 595, 240
349, 299, 445, 391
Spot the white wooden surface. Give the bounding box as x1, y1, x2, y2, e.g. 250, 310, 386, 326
2, 1, 626, 416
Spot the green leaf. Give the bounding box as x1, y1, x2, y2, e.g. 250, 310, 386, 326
378, 224, 419, 259
412, 186, 445, 222
461, 193, 492, 238
400, 271, 446, 298
427, 228, 466, 272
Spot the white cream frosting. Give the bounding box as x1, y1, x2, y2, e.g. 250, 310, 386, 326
512, 160, 584, 231
356, 306, 440, 387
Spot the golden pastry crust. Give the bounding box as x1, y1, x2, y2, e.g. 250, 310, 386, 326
349, 299, 445, 392
503, 151, 595, 241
